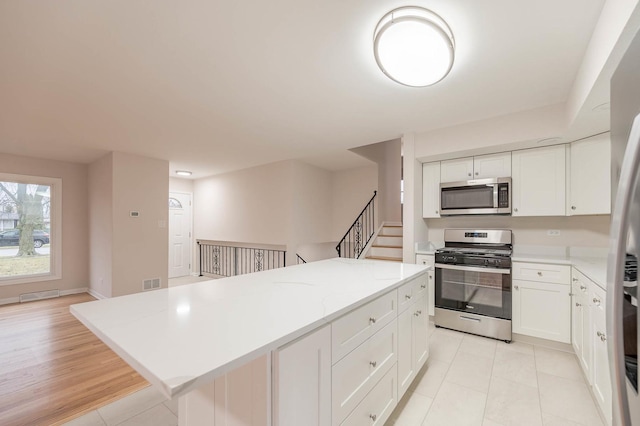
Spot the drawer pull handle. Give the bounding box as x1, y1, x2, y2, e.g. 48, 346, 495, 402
537, 271, 543, 276
369, 317, 377, 324
593, 298, 601, 306
580, 285, 587, 290
514, 285, 519, 290
572, 277, 578, 282
597, 331, 603, 337
421, 284, 426, 289
575, 302, 581, 307
601, 334, 607, 342
369, 414, 377, 421
370, 361, 377, 367
405, 294, 412, 300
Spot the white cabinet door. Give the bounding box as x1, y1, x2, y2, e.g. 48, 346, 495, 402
591, 285, 612, 424
569, 135, 611, 215
571, 270, 592, 382
512, 145, 567, 216
397, 307, 414, 399
422, 162, 441, 218
415, 254, 435, 316
413, 294, 429, 371
273, 326, 331, 426
512, 279, 571, 343
440, 157, 473, 182
473, 152, 512, 179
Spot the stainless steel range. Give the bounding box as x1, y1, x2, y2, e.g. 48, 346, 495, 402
435, 229, 513, 342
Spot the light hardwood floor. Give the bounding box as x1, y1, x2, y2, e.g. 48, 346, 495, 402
0, 293, 149, 426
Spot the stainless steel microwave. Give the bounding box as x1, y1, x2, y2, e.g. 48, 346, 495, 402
440, 177, 511, 215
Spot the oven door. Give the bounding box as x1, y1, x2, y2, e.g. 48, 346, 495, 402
435, 263, 512, 320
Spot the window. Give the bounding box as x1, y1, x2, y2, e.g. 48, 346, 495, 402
0, 173, 62, 286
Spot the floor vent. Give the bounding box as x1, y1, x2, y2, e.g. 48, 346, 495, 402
142, 278, 161, 291
19, 289, 60, 303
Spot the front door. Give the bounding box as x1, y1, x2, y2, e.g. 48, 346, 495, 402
168, 192, 192, 278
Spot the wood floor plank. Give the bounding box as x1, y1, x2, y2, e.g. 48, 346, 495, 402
0, 293, 149, 426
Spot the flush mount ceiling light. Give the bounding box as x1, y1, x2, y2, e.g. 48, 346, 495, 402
373, 6, 455, 87
175, 170, 192, 176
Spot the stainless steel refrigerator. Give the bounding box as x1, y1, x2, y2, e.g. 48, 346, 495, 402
608, 24, 640, 426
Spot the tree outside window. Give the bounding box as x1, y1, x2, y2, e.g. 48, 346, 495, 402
0, 174, 60, 284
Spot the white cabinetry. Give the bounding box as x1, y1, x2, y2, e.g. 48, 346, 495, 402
590, 283, 612, 424
273, 326, 331, 426
415, 254, 435, 316
440, 157, 473, 182
422, 162, 441, 218
568, 135, 611, 215
571, 270, 592, 380
440, 152, 512, 183
512, 262, 571, 343
397, 294, 428, 399
512, 145, 567, 216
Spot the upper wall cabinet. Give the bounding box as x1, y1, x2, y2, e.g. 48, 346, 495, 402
568, 135, 611, 215
440, 152, 512, 183
422, 162, 441, 218
512, 145, 567, 216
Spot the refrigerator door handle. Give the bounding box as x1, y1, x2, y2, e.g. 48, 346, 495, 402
608, 112, 640, 426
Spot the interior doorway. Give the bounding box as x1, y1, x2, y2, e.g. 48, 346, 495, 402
168, 192, 192, 278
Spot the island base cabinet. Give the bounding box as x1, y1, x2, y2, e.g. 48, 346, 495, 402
341, 367, 397, 426
273, 325, 331, 426
178, 355, 268, 426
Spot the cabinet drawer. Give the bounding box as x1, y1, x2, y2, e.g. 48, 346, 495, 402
332, 291, 397, 363
512, 262, 570, 284
590, 282, 606, 315
332, 319, 397, 425
397, 276, 428, 313
340, 365, 397, 426
572, 269, 590, 296
415, 254, 434, 267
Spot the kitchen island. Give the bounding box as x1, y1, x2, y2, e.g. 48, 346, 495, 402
71, 258, 429, 426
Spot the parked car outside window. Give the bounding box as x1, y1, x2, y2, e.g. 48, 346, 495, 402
0, 229, 50, 248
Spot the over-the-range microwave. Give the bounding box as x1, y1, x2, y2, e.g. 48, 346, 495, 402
439, 177, 511, 215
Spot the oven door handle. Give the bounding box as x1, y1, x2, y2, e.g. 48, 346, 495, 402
435, 263, 511, 275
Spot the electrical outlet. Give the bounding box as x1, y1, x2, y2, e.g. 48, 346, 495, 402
547, 230, 560, 236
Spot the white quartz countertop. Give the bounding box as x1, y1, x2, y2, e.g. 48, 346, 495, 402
71, 258, 428, 399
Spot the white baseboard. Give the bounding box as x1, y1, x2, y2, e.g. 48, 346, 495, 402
88, 288, 108, 300
0, 296, 19, 306
0, 286, 91, 306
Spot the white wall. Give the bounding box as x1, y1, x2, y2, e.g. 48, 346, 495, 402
193, 160, 378, 267
414, 104, 566, 162
350, 139, 401, 223
111, 152, 169, 297
330, 165, 378, 240
88, 153, 113, 298
88, 152, 169, 298
425, 216, 610, 248
170, 177, 194, 194
0, 154, 89, 300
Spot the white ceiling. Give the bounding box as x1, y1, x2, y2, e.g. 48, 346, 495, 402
0, 0, 606, 177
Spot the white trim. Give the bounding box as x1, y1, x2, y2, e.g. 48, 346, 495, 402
0, 287, 89, 306
0, 172, 63, 286
0, 296, 19, 306
169, 191, 193, 277
88, 288, 108, 300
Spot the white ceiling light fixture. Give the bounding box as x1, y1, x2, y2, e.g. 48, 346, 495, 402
175, 170, 192, 176
373, 6, 455, 87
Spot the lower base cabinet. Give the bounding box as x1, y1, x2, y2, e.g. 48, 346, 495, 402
590, 283, 612, 424
181, 273, 430, 426
273, 325, 331, 426
512, 262, 571, 343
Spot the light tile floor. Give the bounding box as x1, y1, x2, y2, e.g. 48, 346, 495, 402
64, 322, 605, 426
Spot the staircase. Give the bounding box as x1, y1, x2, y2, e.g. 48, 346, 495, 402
366, 223, 403, 262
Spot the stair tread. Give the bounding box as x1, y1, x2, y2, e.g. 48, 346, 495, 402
382, 224, 403, 227
366, 255, 403, 262
378, 234, 403, 238
372, 244, 403, 249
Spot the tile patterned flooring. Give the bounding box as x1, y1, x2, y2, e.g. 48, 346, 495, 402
64, 323, 605, 426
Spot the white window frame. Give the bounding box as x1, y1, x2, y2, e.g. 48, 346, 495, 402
0, 173, 62, 286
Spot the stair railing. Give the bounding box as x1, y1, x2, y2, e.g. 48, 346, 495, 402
336, 191, 377, 259
197, 240, 286, 277
296, 254, 307, 264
